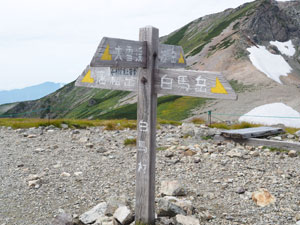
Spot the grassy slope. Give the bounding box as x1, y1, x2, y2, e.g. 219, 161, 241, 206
164, 1, 258, 56
1, 1, 260, 121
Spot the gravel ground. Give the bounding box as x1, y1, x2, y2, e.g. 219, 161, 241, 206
1, 124, 300, 225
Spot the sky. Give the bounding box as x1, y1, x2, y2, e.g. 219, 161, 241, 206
0, 0, 255, 91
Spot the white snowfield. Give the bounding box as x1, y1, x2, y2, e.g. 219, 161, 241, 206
239, 103, 300, 128
270, 40, 295, 57
247, 45, 292, 84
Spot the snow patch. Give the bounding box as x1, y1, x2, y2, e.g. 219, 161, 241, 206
270, 40, 295, 57
247, 45, 292, 84
239, 103, 300, 128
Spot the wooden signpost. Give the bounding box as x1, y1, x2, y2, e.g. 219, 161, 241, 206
75, 26, 237, 225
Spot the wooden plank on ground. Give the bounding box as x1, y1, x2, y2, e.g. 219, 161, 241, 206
221, 127, 284, 139
214, 135, 300, 151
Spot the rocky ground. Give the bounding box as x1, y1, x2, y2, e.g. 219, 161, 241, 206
1, 124, 300, 225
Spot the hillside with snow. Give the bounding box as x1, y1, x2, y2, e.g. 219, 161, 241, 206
1, 0, 300, 128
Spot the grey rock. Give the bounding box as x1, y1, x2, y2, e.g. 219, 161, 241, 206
28, 179, 41, 189
113, 206, 134, 225
97, 148, 108, 154
157, 198, 186, 217
160, 180, 187, 196
288, 150, 297, 157
295, 130, 300, 137
86, 143, 94, 148
156, 217, 175, 225
79, 137, 89, 143
27, 134, 37, 138
95, 216, 114, 225
72, 130, 80, 135
181, 123, 195, 137
165, 151, 174, 158
226, 148, 246, 158
175, 215, 200, 225
236, 187, 246, 194
271, 136, 282, 141
53, 211, 73, 225
105, 196, 128, 217
79, 202, 107, 224
61, 124, 69, 129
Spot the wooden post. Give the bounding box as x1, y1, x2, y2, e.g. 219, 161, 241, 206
135, 26, 158, 225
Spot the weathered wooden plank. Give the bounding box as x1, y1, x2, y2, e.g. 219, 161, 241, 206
221, 127, 284, 139
214, 135, 300, 151
158, 44, 186, 68
74, 65, 138, 92
155, 69, 237, 100
135, 26, 158, 225
90, 37, 147, 68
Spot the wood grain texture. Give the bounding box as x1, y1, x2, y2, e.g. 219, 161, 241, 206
221, 127, 284, 139
74, 65, 138, 92
154, 69, 237, 100
135, 26, 158, 225
158, 44, 186, 68
214, 135, 300, 151
90, 37, 147, 68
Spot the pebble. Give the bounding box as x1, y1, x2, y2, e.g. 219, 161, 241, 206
288, 150, 297, 157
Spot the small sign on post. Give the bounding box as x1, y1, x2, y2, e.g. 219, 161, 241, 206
75, 25, 237, 225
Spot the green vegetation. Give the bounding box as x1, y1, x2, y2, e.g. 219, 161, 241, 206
285, 127, 300, 134
158, 119, 182, 126
229, 80, 254, 93
95, 95, 206, 122
189, 44, 206, 57
209, 122, 262, 130
157, 146, 168, 151
0, 118, 184, 130
233, 22, 240, 30
157, 96, 206, 121
0, 118, 136, 130
124, 138, 136, 146
202, 135, 213, 140
169, 1, 258, 57
183, 134, 192, 139
262, 146, 289, 154
165, 22, 192, 45
191, 117, 206, 124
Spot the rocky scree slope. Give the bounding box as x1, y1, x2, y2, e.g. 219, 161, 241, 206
1, 123, 300, 224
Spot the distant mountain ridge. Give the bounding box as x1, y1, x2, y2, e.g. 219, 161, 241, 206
0, 82, 64, 105
1, 0, 300, 121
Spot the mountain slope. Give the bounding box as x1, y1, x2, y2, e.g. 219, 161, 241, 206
2, 0, 300, 122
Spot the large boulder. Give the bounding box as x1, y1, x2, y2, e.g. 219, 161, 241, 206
79, 202, 107, 224
157, 196, 194, 217
160, 180, 187, 196
181, 123, 196, 137
113, 206, 134, 225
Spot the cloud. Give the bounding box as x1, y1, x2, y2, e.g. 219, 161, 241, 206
0, 0, 253, 90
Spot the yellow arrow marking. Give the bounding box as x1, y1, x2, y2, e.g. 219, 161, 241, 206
101, 44, 112, 61
211, 77, 228, 94
81, 70, 94, 83
178, 52, 185, 64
